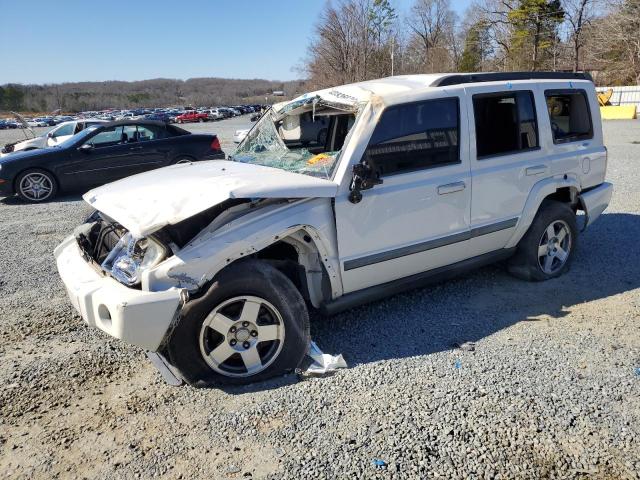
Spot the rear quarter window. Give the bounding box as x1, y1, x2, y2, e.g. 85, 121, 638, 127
545, 89, 593, 144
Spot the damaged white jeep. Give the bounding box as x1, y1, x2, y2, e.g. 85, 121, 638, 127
55, 72, 613, 386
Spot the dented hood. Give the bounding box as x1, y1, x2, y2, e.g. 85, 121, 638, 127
83, 160, 339, 237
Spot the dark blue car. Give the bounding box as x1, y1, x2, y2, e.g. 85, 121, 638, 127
0, 120, 224, 202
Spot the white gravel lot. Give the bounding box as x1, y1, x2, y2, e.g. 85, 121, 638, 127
0, 118, 639, 479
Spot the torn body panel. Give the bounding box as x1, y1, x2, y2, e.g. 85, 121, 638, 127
143, 198, 343, 304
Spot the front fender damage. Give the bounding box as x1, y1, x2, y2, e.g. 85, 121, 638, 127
144, 198, 343, 305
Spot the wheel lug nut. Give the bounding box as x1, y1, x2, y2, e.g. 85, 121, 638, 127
242, 321, 249, 327
251, 330, 258, 337
243, 341, 250, 349
230, 339, 237, 346
230, 326, 236, 333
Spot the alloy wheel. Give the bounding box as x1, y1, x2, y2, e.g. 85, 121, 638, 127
198, 296, 285, 377
19, 172, 53, 201
537, 219, 572, 274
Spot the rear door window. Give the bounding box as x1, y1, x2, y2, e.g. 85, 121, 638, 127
364, 97, 460, 176
544, 90, 593, 143
473, 91, 539, 158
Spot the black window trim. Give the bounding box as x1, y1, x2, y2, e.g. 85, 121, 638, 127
473, 90, 541, 161
363, 96, 462, 178
544, 88, 594, 145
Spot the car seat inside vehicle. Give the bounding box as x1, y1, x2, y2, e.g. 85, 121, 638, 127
475, 99, 519, 156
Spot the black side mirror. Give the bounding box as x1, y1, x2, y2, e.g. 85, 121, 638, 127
349, 161, 383, 204
46, 132, 54, 138
78, 143, 94, 153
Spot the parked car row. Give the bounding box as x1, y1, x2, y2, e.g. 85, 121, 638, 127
1, 101, 266, 157
1, 104, 267, 130
0, 115, 82, 129
92, 105, 266, 123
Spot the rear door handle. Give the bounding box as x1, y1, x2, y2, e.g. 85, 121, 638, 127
525, 165, 548, 176
129, 146, 143, 151
437, 181, 466, 195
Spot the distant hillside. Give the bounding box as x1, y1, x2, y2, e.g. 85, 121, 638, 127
0, 78, 306, 112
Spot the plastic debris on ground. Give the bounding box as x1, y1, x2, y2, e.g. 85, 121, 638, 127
146, 351, 184, 386
453, 341, 476, 352
304, 341, 347, 375
372, 458, 387, 468
454, 360, 462, 370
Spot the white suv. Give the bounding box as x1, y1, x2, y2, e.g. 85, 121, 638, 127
55, 72, 612, 386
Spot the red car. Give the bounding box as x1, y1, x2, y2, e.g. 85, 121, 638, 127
175, 111, 209, 123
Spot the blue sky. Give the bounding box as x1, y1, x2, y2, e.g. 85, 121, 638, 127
0, 0, 471, 85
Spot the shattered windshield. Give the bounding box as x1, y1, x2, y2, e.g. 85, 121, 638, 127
233, 98, 359, 180
233, 110, 339, 180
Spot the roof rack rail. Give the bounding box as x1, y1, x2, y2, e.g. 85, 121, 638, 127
431, 71, 593, 87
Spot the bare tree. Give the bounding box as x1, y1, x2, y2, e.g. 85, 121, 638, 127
303, 0, 401, 88
406, 0, 457, 72
589, 0, 640, 84
564, 0, 598, 71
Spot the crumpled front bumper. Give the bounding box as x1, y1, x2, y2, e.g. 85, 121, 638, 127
54, 235, 185, 351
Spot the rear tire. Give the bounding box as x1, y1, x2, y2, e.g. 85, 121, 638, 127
166, 260, 310, 386
507, 200, 578, 281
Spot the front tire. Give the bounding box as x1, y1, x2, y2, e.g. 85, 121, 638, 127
507, 200, 578, 281
166, 260, 310, 386
16, 169, 58, 203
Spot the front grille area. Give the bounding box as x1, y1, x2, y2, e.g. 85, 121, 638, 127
76, 219, 127, 266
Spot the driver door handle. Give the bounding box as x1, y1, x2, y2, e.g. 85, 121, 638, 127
437, 181, 466, 195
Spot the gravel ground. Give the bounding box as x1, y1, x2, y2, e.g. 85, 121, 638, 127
0, 119, 639, 479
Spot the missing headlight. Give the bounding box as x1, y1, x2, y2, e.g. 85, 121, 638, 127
101, 232, 167, 286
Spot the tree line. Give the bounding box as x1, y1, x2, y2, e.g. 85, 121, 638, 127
0, 78, 303, 113
301, 0, 640, 89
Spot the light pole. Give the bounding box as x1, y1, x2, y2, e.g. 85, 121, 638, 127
391, 37, 395, 76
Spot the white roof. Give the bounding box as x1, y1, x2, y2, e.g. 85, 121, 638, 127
306, 73, 594, 105
310, 74, 447, 104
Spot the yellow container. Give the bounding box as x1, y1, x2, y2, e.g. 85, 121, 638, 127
600, 105, 637, 119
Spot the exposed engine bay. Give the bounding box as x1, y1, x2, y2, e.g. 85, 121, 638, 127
74, 213, 163, 287
75, 198, 280, 288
